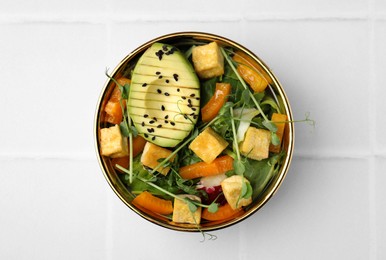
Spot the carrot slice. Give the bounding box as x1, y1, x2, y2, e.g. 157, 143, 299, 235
269, 113, 288, 153
132, 191, 173, 215
202, 203, 243, 221
201, 83, 231, 122
233, 51, 271, 93
112, 135, 147, 173
179, 155, 234, 180
104, 77, 131, 124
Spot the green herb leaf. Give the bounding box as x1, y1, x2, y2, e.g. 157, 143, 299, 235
271, 132, 280, 146
187, 199, 198, 213
208, 203, 219, 213
234, 160, 245, 175
241, 181, 253, 199
119, 121, 131, 137
262, 120, 278, 132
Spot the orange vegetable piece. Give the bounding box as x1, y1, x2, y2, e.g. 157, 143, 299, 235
132, 191, 173, 215
112, 135, 147, 173
104, 77, 131, 124
202, 203, 243, 221
179, 155, 234, 180
269, 113, 288, 153
201, 83, 231, 122
233, 51, 271, 93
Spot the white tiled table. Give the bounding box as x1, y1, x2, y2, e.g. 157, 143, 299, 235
1, 0, 385, 259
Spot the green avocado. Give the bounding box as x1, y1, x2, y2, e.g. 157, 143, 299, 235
128, 43, 200, 147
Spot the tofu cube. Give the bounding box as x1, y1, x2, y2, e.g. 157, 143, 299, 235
239, 127, 270, 160
189, 127, 228, 163
172, 195, 202, 224
100, 125, 128, 158
192, 42, 224, 79
140, 142, 175, 175
221, 175, 252, 210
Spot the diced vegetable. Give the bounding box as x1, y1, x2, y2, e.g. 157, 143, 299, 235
100, 124, 128, 157
202, 203, 243, 221
179, 155, 234, 180
192, 42, 224, 79
233, 51, 271, 93
112, 135, 147, 173
104, 77, 131, 124
239, 127, 270, 160
140, 142, 175, 175
132, 191, 173, 215
269, 113, 288, 153
201, 82, 231, 122
221, 175, 253, 210
189, 127, 228, 163
172, 195, 202, 224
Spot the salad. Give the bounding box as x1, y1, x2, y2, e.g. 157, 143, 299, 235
98, 39, 288, 228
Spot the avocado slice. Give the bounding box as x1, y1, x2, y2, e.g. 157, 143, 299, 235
128, 43, 200, 147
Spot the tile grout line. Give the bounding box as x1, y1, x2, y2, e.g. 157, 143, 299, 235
2, 13, 386, 25
367, 0, 377, 258
105, 0, 114, 258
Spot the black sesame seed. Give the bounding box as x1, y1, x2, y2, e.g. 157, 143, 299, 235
161, 105, 165, 111
170, 122, 175, 126
155, 50, 163, 60
183, 114, 188, 119
193, 115, 198, 119
157, 124, 162, 128
141, 122, 145, 127
158, 75, 163, 79
144, 114, 149, 118
190, 93, 195, 97
152, 136, 156, 141
177, 88, 180, 92
147, 128, 154, 133
164, 115, 169, 119
164, 92, 170, 96
157, 89, 162, 94
173, 73, 179, 81
188, 99, 192, 104
156, 71, 161, 75
196, 97, 200, 100
162, 45, 168, 51
187, 104, 193, 108
142, 83, 147, 87
144, 133, 149, 138
149, 120, 155, 124
153, 117, 157, 121
192, 107, 197, 111
181, 96, 186, 100
164, 120, 168, 124
165, 79, 169, 83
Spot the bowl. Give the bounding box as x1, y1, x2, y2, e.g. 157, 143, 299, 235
94, 32, 294, 232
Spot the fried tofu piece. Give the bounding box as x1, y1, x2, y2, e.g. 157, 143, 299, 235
140, 142, 175, 175
172, 195, 202, 224
189, 127, 228, 163
239, 127, 270, 160
192, 42, 224, 79
221, 175, 252, 210
100, 125, 128, 158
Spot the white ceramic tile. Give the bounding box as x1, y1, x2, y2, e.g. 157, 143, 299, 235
375, 157, 386, 259
242, 20, 370, 157
110, 0, 243, 19
0, 0, 107, 15
107, 21, 244, 69
374, 21, 386, 155
109, 189, 241, 259
244, 0, 367, 17
0, 159, 108, 259
0, 23, 107, 158
239, 158, 370, 259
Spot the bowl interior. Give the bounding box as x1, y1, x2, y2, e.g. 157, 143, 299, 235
95, 32, 294, 232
